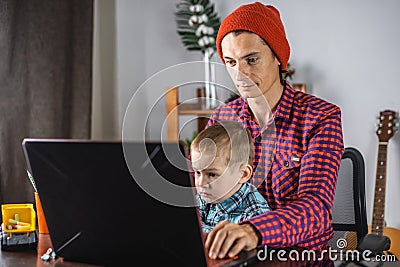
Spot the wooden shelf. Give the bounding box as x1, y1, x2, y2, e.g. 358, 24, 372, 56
179, 105, 214, 115
166, 87, 213, 141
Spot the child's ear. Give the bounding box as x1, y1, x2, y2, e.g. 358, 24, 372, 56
238, 164, 253, 184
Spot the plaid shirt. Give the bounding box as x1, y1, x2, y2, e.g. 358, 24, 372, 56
207, 84, 344, 251
197, 182, 270, 233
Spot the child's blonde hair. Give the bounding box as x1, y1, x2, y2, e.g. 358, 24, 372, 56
191, 120, 254, 167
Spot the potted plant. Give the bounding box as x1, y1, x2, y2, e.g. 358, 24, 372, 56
175, 0, 221, 109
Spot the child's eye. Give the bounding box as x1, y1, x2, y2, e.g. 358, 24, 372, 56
207, 172, 216, 178
195, 171, 201, 175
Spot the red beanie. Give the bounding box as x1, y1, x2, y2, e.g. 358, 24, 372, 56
216, 2, 290, 70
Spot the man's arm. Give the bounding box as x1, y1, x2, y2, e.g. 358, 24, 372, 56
205, 221, 259, 259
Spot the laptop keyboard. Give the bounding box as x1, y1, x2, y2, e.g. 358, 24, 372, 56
207, 255, 239, 267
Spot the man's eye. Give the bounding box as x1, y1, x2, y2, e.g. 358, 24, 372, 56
225, 59, 235, 66
247, 57, 257, 64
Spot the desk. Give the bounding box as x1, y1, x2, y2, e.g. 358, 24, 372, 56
1, 235, 398, 267
0, 234, 100, 267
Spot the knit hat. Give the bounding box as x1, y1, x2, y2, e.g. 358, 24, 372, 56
216, 2, 290, 70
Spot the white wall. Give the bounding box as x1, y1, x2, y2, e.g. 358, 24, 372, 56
92, 0, 117, 140
94, 0, 400, 230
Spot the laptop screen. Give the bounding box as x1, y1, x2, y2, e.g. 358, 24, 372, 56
22, 139, 207, 267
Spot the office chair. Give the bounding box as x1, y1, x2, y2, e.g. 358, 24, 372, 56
328, 147, 368, 251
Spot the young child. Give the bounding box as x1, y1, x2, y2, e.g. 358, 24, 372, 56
190, 120, 270, 233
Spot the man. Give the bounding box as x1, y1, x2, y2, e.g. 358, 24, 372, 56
204, 2, 344, 260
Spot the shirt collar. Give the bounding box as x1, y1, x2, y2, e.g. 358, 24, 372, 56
214, 182, 253, 214
238, 83, 295, 124
273, 83, 295, 120
238, 97, 250, 120
197, 183, 253, 214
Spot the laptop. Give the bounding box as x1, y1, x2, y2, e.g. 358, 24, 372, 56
22, 139, 258, 267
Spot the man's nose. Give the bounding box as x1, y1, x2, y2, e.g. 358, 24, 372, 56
235, 63, 251, 82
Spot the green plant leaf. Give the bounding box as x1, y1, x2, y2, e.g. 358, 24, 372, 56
175, 0, 221, 52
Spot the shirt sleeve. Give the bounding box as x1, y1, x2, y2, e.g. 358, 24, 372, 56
244, 106, 344, 249
206, 106, 221, 127
206, 103, 241, 128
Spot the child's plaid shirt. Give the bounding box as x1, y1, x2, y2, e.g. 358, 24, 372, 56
197, 182, 270, 233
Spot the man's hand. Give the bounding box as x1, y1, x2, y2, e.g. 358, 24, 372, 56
205, 221, 260, 259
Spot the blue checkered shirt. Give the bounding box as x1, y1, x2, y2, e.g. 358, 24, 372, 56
197, 182, 270, 233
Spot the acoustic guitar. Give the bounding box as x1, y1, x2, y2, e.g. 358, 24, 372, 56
368, 109, 400, 258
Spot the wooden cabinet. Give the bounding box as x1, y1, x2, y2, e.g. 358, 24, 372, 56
166, 87, 213, 141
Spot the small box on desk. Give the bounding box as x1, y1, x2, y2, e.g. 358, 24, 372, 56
0, 203, 37, 251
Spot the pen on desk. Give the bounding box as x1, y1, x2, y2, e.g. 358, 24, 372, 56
27, 170, 37, 192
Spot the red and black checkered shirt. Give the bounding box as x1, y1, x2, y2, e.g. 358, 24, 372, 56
207, 84, 344, 251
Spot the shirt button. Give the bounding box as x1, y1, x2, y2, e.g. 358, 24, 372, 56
284, 161, 289, 167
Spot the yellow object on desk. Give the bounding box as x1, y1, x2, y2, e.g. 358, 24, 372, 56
1, 203, 36, 234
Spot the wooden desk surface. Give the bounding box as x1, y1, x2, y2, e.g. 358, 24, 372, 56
0, 234, 100, 267
1, 234, 398, 267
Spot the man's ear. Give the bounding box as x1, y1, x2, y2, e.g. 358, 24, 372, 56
238, 164, 253, 184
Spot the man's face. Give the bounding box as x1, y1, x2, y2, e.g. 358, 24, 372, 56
191, 149, 242, 204
221, 32, 281, 99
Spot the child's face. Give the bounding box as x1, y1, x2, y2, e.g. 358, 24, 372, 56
191, 149, 242, 204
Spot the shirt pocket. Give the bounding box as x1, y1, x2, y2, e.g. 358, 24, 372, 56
272, 148, 304, 200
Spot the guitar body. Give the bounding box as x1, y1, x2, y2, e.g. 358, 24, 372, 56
368, 225, 400, 259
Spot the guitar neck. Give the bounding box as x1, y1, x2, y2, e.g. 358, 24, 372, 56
371, 143, 388, 235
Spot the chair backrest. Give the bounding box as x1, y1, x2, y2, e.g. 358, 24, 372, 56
328, 147, 368, 251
